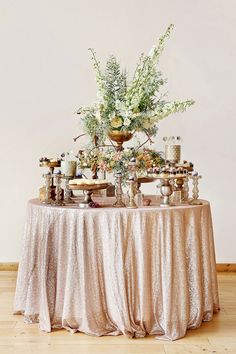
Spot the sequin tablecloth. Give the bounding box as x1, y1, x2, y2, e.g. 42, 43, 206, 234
14, 198, 219, 341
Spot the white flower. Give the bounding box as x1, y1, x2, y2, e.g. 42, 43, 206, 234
95, 110, 101, 122
124, 117, 131, 127
115, 100, 121, 110
109, 111, 116, 121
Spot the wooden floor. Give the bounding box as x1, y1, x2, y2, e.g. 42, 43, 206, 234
0, 272, 235, 354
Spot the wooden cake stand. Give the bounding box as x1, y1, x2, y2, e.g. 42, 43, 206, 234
137, 177, 155, 193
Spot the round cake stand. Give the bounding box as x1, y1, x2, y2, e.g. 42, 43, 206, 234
39, 161, 61, 175
137, 177, 155, 193
68, 183, 110, 208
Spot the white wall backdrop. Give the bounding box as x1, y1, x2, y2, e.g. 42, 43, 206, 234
0, 0, 235, 262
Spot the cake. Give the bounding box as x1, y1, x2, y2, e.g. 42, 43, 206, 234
69, 179, 108, 186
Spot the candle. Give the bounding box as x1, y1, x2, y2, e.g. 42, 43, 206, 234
61, 161, 77, 177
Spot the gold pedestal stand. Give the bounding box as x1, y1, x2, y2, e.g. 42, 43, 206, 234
68, 183, 110, 208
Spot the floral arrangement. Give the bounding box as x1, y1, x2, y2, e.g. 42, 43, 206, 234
77, 24, 194, 144
78, 148, 164, 180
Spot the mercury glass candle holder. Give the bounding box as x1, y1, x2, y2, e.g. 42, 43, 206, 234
128, 158, 138, 182
159, 178, 173, 207
189, 174, 202, 205
42, 173, 53, 204
183, 175, 190, 201
53, 174, 64, 206
113, 172, 125, 207
63, 176, 74, 204
175, 177, 185, 200
126, 178, 137, 209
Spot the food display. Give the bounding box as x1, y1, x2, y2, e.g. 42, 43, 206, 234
69, 179, 108, 186
68, 179, 111, 208
148, 165, 191, 179
39, 157, 61, 168
38, 152, 200, 208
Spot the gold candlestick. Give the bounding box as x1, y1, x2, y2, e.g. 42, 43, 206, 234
175, 177, 185, 200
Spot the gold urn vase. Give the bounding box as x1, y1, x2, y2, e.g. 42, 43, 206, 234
107, 130, 133, 151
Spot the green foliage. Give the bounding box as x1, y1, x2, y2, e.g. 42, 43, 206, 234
78, 25, 195, 144
78, 147, 164, 181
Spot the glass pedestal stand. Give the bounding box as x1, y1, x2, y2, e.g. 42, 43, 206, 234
189, 175, 202, 205
157, 175, 187, 207
175, 177, 185, 200
53, 174, 65, 206
42, 174, 53, 204
183, 175, 190, 201
136, 177, 155, 193
159, 178, 173, 207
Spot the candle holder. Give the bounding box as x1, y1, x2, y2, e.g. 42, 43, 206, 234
183, 175, 190, 201
163, 136, 182, 164
189, 175, 202, 205
61, 160, 77, 178
63, 176, 74, 204
128, 158, 138, 182
42, 173, 53, 204
165, 144, 181, 164
113, 172, 125, 207
175, 177, 185, 200
159, 178, 173, 207
157, 175, 186, 207
53, 174, 64, 206
126, 179, 137, 209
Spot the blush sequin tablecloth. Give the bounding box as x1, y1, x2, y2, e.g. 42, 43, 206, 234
14, 198, 219, 341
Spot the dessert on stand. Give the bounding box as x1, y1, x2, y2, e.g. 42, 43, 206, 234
68, 179, 110, 208
38, 143, 202, 208
39, 157, 62, 202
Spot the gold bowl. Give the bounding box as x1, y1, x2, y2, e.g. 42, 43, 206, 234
107, 130, 133, 150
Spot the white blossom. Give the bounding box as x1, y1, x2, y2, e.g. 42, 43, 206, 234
124, 117, 131, 127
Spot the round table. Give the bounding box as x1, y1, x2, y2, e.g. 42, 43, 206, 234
14, 198, 219, 341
